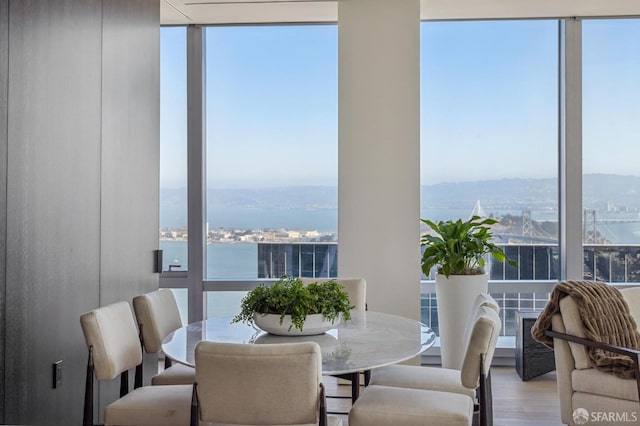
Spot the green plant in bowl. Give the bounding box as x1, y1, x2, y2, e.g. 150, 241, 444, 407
231, 275, 353, 332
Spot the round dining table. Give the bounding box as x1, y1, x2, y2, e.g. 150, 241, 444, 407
162, 310, 435, 402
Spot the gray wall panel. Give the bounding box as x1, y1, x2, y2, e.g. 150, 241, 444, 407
100, 0, 160, 397
0, 0, 8, 421
100, 1, 160, 302
5, 1, 103, 423
2, 0, 160, 422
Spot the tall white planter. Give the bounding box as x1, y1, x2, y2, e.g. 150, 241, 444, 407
436, 273, 489, 369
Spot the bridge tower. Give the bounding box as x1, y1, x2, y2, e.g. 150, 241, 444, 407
470, 200, 486, 219
583, 209, 598, 243
522, 209, 532, 237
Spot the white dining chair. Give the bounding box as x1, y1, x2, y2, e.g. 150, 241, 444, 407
367, 293, 499, 424
80, 301, 192, 426
349, 306, 502, 426
302, 277, 369, 406
133, 289, 195, 385
369, 293, 499, 396
191, 341, 342, 426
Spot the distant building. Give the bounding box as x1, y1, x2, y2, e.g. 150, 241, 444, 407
257, 242, 338, 278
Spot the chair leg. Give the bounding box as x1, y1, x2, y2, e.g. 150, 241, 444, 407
120, 370, 129, 398
478, 369, 493, 426
134, 362, 143, 389
190, 383, 199, 426
83, 346, 94, 426
471, 398, 482, 426
319, 383, 327, 426
135, 326, 144, 389
165, 356, 172, 369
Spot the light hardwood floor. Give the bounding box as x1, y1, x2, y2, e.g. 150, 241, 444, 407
324, 367, 564, 426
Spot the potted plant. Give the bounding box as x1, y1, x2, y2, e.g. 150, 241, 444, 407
420, 215, 514, 368
231, 275, 353, 336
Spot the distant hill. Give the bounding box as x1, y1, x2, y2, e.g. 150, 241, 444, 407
160, 174, 640, 228
160, 186, 337, 228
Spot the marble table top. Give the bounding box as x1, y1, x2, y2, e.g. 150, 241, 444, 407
162, 311, 435, 375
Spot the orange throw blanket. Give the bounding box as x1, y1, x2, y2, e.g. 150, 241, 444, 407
531, 280, 640, 379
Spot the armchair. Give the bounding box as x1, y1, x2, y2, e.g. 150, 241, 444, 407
545, 286, 640, 425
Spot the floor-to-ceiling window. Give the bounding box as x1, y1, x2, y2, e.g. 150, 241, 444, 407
160, 25, 338, 319
161, 18, 640, 344
160, 27, 188, 272
204, 25, 338, 280
204, 25, 338, 318
160, 26, 188, 323
583, 19, 640, 283
420, 20, 559, 335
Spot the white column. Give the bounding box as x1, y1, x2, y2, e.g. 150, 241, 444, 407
338, 0, 421, 320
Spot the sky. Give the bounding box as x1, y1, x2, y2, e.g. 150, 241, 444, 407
160, 19, 640, 189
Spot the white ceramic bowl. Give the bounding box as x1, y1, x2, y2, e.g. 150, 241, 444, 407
253, 313, 341, 336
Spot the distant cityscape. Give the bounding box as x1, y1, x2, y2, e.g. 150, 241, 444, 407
160, 226, 336, 244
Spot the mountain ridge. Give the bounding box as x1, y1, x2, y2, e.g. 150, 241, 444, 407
160, 174, 640, 228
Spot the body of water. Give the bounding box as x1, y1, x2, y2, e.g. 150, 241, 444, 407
161, 207, 640, 278
160, 240, 258, 278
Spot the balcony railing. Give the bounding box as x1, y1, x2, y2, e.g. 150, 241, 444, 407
256, 242, 640, 336
258, 242, 640, 283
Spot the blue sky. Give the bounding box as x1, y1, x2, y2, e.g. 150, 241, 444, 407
160, 19, 640, 189
583, 19, 640, 176
205, 25, 338, 188
420, 20, 558, 184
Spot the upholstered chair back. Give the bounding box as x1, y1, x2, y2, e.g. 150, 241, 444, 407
133, 289, 183, 354
462, 293, 499, 349
620, 287, 640, 327
558, 296, 591, 370
195, 341, 323, 425
552, 295, 592, 424
301, 277, 367, 311
80, 301, 143, 381
460, 306, 502, 389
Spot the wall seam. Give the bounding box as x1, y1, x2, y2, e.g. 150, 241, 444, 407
97, 0, 104, 419
1, 0, 9, 421
98, 0, 104, 309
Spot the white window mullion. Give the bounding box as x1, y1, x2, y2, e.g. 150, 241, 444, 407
559, 18, 583, 281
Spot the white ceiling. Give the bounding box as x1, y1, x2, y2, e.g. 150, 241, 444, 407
161, 0, 640, 26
